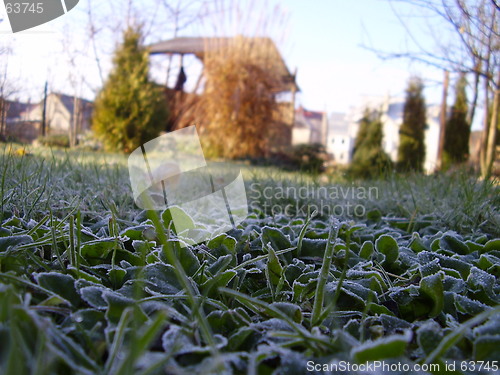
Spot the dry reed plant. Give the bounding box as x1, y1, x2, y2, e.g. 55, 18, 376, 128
192, 0, 292, 159
198, 36, 283, 158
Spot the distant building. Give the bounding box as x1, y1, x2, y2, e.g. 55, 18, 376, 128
24, 92, 93, 136
0, 99, 38, 143
327, 112, 353, 164
327, 95, 441, 173
292, 106, 328, 146
1, 93, 94, 143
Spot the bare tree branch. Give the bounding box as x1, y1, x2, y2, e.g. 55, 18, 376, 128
491, 0, 500, 12
86, 0, 105, 85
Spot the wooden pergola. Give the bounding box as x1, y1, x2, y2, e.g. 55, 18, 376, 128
149, 36, 298, 142
149, 36, 298, 93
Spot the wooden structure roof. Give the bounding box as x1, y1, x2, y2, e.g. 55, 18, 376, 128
149, 36, 298, 93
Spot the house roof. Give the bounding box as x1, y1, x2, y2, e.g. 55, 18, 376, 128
387, 102, 404, 120
296, 106, 324, 120
3, 100, 34, 119
150, 36, 212, 55
51, 93, 93, 115
295, 106, 325, 135
149, 36, 298, 92
40, 93, 94, 122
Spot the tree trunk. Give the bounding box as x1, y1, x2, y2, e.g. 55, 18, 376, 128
437, 70, 449, 170
483, 70, 500, 178
70, 96, 81, 148
479, 6, 494, 177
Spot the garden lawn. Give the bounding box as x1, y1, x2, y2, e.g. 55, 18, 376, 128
0, 144, 499, 375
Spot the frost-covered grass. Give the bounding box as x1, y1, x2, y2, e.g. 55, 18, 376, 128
0, 144, 499, 374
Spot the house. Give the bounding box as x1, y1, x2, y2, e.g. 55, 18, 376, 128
2, 93, 93, 143
327, 95, 442, 173
327, 112, 353, 164
377, 96, 441, 172
292, 106, 328, 147
24, 92, 93, 136
0, 99, 39, 143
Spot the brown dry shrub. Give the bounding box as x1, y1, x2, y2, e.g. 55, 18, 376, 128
196, 36, 284, 159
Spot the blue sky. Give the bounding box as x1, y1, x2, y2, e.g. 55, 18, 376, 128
283, 0, 444, 112
1, 0, 448, 116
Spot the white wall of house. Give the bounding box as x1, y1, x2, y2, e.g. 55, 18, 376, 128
292, 126, 311, 145
380, 101, 403, 161
24, 106, 42, 122
327, 112, 352, 164
292, 108, 328, 147
382, 120, 400, 161
424, 105, 441, 172
49, 99, 71, 133
328, 132, 353, 164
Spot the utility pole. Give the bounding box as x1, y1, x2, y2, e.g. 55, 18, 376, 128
41, 81, 48, 137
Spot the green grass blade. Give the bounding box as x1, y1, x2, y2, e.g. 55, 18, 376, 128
310, 223, 338, 327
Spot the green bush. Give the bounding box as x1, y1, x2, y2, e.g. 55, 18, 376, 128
245, 143, 327, 173
349, 109, 393, 179
287, 143, 327, 173
37, 134, 70, 148
248, 143, 327, 173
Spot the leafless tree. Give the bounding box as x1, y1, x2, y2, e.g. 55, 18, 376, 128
61, 29, 85, 147
80, 0, 209, 90
0, 44, 18, 139
85, 0, 105, 86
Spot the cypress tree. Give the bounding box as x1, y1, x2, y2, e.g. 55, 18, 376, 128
397, 77, 426, 172
349, 108, 392, 179
443, 74, 470, 169
93, 26, 168, 152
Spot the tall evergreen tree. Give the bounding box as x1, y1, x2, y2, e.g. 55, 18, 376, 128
443, 74, 470, 169
93, 27, 167, 152
397, 77, 427, 172
349, 108, 392, 179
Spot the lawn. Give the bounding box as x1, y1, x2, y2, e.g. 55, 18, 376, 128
0, 144, 499, 375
